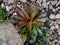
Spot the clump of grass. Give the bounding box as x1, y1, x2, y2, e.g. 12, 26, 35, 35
0, 6, 10, 20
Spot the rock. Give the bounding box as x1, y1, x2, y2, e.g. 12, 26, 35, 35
50, 26, 55, 30
51, 0, 57, 5
36, 0, 43, 3
3, 0, 15, 4
40, 17, 48, 22
56, 1, 60, 7
58, 32, 60, 35
36, 0, 42, 6
6, 6, 10, 12
57, 29, 60, 33
42, 2, 48, 8
0, 21, 23, 45
46, 1, 50, 5
56, 14, 60, 19
55, 24, 59, 29
20, 0, 27, 2
52, 8, 56, 12
49, 14, 56, 20
1, 3, 5, 8
6, 5, 12, 12
30, 0, 36, 1
49, 4, 53, 9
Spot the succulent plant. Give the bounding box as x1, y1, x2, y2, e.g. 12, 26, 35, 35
10, 2, 48, 45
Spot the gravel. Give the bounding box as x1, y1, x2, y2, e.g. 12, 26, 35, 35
1, 0, 60, 45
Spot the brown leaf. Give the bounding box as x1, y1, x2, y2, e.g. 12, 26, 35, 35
22, 8, 30, 20
18, 21, 27, 28
33, 21, 44, 26
27, 21, 33, 30
31, 9, 39, 20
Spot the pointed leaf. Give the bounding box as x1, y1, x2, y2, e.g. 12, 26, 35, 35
18, 21, 27, 28
27, 21, 33, 30
33, 21, 44, 27
37, 27, 43, 36
22, 34, 27, 42
13, 5, 25, 19
31, 9, 39, 19
20, 27, 26, 34
22, 8, 30, 19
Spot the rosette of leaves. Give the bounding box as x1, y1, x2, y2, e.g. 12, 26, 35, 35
0, 6, 10, 20
11, 2, 48, 45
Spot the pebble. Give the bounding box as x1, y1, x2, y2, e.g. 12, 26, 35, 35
40, 17, 48, 22
13, 12, 17, 15
20, 0, 27, 2
53, 39, 58, 44
52, 8, 56, 12
51, 0, 57, 5
56, 14, 60, 19
58, 32, 60, 35
6, 6, 10, 12
42, 2, 48, 8
50, 26, 55, 30
57, 29, 60, 33
56, 1, 60, 7
6, 5, 12, 12
1, 3, 5, 8
40, 13, 47, 17
49, 14, 56, 19
55, 24, 59, 29
30, 0, 36, 1
37, 0, 43, 2
46, 1, 50, 5
49, 4, 53, 9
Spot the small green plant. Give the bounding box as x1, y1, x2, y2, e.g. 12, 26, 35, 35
11, 3, 48, 45
0, 6, 10, 20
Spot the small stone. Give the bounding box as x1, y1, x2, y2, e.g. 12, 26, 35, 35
49, 4, 53, 9
50, 31, 52, 34
52, 8, 56, 12
58, 32, 60, 35
37, 0, 43, 2
51, 0, 57, 5
56, 14, 60, 19
13, 12, 17, 15
42, 2, 48, 8
40, 13, 47, 17
20, 0, 27, 2
49, 14, 56, 20
40, 17, 48, 22
56, 1, 60, 7
53, 33, 57, 39
43, 0, 46, 2
3, 0, 15, 5
57, 29, 60, 33
30, 0, 36, 1
6, 6, 10, 12
49, 42, 52, 44
1, 3, 5, 8
53, 39, 58, 44
55, 24, 59, 29
50, 26, 55, 30
36, 0, 41, 6
6, 5, 12, 12
46, 1, 50, 5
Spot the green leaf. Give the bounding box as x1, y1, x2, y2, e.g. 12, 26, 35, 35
0, 6, 10, 20
22, 33, 27, 42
